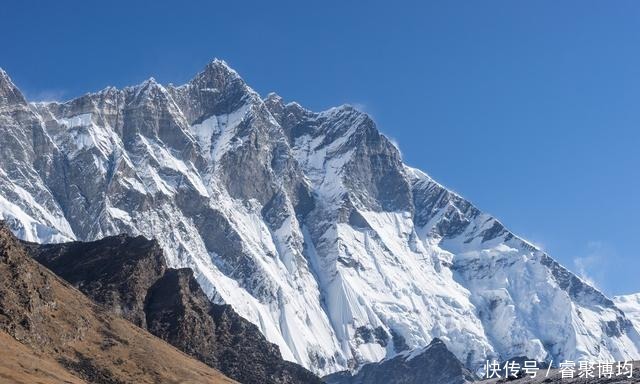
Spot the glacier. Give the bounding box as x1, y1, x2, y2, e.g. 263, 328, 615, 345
1, 61, 639, 375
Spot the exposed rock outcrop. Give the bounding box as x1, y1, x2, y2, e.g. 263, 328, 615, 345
25, 234, 322, 384
323, 338, 475, 384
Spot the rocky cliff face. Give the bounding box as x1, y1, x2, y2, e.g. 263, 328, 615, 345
23, 234, 166, 327
1, 60, 639, 375
0, 222, 235, 384
25, 234, 321, 384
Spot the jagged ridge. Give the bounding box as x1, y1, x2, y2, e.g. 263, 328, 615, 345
1, 59, 639, 375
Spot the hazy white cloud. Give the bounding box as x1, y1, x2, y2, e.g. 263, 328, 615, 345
386, 136, 402, 156
529, 239, 546, 251
573, 241, 614, 289
574, 255, 599, 287
350, 102, 372, 116
28, 89, 67, 102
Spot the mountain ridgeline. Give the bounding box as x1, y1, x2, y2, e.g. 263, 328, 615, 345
1, 60, 640, 377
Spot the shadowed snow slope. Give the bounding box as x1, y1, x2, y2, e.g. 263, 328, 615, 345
1, 60, 639, 375
615, 294, 640, 334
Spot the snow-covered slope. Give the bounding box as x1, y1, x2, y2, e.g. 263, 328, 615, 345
1, 61, 638, 375
614, 294, 640, 334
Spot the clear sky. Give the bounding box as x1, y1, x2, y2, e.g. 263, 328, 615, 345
1, 1, 638, 295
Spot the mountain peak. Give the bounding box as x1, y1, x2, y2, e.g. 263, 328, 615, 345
127, 76, 172, 103
209, 57, 233, 69
264, 91, 283, 103
181, 58, 256, 117
192, 58, 242, 86
0, 68, 27, 106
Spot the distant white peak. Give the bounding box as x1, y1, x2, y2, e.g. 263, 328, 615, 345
98, 85, 119, 94
284, 100, 308, 112
320, 104, 366, 118
128, 77, 171, 100
139, 77, 160, 90
264, 92, 283, 103
210, 58, 236, 71
615, 293, 640, 304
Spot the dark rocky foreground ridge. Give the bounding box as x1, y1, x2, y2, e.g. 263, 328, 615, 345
323, 338, 476, 384
0, 221, 235, 384
22, 232, 322, 384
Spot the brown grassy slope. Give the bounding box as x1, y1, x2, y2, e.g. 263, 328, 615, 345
0, 330, 86, 384
0, 224, 236, 384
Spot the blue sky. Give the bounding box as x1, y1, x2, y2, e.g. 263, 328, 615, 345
1, 1, 638, 295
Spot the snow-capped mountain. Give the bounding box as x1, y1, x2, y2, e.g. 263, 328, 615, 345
1, 61, 639, 375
